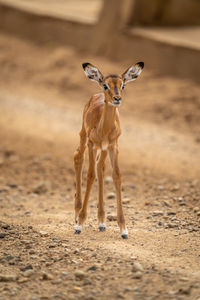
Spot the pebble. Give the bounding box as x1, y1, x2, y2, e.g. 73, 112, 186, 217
178, 200, 186, 206
132, 271, 142, 279
21, 239, 31, 244
0, 274, 18, 282
39, 231, 48, 237
167, 211, 176, 216
0, 232, 6, 238
49, 243, 56, 248
5, 255, 14, 261
1, 224, 10, 229
91, 251, 97, 258
168, 290, 177, 295
178, 286, 191, 295
122, 197, 130, 204
41, 272, 53, 280
105, 176, 112, 183
163, 200, 171, 207
130, 256, 137, 260
10, 288, 18, 296
0, 186, 10, 192
52, 279, 62, 285
72, 286, 82, 293
83, 279, 92, 286
7, 182, 18, 188
158, 220, 163, 226
107, 215, 117, 221
20, 264, 33, 271
171, 185, 180, 191
30, 255, 38, 260
32, 181, 49, 194
73, 248, 79, 254
132, 261, 144, 272
87, 265, 97, 271
193, 207, 199, 213
106, 192, 115, 199
61, 272, 68, 278
166, 222, 178, 228
71, 259, 78, 264
18, 277, 29, 283
74, 270, 86, 280
61, 243, 69, 248
180, 277, 189, 282
23, 270, 35, 277
152, 211, 164, 216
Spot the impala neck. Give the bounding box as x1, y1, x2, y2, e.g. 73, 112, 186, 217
99, 94, 117, 135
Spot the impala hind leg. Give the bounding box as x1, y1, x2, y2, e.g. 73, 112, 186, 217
74, 128, 87, 224
97, 150, 107, 231
109, 144, 128, 239
75, 141, 97, 234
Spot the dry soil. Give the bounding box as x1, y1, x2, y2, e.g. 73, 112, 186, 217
0, 32, 200, 300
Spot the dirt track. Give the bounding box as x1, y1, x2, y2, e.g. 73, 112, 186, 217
0, 32, 200, 300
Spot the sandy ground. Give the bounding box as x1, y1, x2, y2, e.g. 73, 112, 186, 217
0, 32, 200, 300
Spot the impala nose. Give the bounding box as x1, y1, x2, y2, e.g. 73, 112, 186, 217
113, 96, 121, 106
114, 96, 121, 101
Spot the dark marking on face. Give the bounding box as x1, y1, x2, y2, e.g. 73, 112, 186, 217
114, 85, 119, 95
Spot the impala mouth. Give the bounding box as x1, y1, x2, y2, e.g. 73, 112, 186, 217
113, 100, 121, 106
113, 96, 121, 106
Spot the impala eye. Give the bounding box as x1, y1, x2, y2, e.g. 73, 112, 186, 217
103, 84, 109, 90
121, 84, 125, 90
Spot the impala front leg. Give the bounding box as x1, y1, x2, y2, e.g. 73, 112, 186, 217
75, 141, 97, 234
109, 144, 128, 239
97, 150, 107, 231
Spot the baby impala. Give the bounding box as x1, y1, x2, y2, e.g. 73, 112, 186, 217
74, 61, 144, 239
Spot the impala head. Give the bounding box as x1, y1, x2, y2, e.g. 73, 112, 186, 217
82, 62, 144, 106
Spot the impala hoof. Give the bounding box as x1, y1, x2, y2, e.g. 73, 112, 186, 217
121, 229, 128, 239
122, 234, 128, 239
99, 223, 106, 232
74, 225, 82, 234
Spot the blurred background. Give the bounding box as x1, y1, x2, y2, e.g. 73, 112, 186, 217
0, 1, 200, 299
0, 0, 200, 79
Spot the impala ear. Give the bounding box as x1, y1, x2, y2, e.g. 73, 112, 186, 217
82, 62, 104, 85
122, 62, 144, 85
